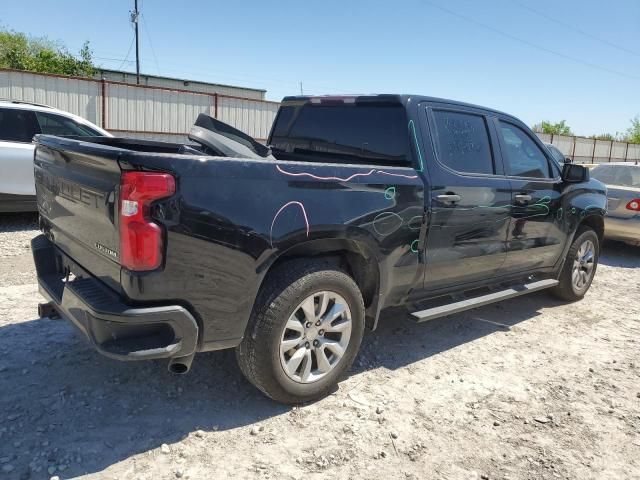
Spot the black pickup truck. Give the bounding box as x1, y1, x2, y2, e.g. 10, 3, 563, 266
32, 95, 606, 403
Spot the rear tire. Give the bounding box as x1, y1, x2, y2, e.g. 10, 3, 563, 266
236, 259, 365, 404
551, 227, 599, 301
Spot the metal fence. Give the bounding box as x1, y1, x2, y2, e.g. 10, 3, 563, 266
0, 69, 280, 142
535, 133, 640, 164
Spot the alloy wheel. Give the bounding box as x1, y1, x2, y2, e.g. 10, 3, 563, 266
279, 291, 352, 384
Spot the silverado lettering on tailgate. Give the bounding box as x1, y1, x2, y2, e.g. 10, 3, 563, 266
37, 170, 106, 209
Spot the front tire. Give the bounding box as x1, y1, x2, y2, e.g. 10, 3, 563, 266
236, 259, 365, 404
552, 227, 599, 301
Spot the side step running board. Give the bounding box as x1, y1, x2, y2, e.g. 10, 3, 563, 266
411, 279, 559, 322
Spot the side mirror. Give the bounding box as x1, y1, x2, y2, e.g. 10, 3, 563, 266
564, 157, 572, 164
562, 163, 589, 183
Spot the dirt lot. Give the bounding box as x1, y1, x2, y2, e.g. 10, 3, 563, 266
0, 212, 638, 480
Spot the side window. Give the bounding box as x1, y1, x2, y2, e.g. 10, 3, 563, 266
431, 110, 494, 175
0, 108, 40, 143
499, 122, 552, 178
35, 112, 99, 137
270, 104, 410, 166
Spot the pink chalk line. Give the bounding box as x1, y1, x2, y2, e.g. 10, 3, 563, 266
275, 164, 418, 181
270, 201, 310, 247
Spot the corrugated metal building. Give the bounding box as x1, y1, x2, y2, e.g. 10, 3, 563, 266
1, 68, 280, 143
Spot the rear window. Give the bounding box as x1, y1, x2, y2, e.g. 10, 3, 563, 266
36, 112, 100, 136
591, 165, 640, 188
269, 104, 411, 166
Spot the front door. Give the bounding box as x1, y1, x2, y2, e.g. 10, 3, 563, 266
421, 105, 511, 291
493, 118, 565, 273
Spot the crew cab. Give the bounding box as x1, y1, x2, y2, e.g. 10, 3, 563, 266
32, 95, 606, 403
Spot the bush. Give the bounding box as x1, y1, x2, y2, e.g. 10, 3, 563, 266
0, 28, 95, 77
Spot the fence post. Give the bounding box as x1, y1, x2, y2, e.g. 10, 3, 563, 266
550, 133, 554, 145
571, 136, 577, 162
101, 78, 107, 129
609, 139, 613, 163
624, 141, 629, 163
592, 137, 596, 163
214, 93, 218, 119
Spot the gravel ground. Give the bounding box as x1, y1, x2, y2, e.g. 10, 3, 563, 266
0, 213, 639, 480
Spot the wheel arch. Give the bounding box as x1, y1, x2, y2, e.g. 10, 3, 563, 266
578, 214, 604, 245
256, 238, 383, 330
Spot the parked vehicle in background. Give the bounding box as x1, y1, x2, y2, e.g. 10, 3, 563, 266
0, 100, 110, 212
31, 95, 606, 404
590, 163, 640, 246
545, 143, 571, 166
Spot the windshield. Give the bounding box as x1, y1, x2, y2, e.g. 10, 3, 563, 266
546, 145, 566, 164
269, 104, 410, 166
591, 165, 640, 188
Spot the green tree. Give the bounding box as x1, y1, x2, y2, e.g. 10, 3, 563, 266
625, 116, 640, 144
0, 28, 95, 77
533, 120, 573, 136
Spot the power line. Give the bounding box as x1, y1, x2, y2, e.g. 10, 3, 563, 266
511, 0, 640, 57
422, 0, 640, 81
140, 13, 161, 75
117, 34, 136, 71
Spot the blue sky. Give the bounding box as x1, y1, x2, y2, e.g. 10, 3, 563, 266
2, 0, 639, 136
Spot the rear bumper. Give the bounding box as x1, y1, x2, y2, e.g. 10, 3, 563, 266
31, 235, 199, 361
604, 216, 640, 245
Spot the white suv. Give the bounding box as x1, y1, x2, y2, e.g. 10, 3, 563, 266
0, 100, 111, 212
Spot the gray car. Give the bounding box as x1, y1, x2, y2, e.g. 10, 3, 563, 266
590, 163, 640, 246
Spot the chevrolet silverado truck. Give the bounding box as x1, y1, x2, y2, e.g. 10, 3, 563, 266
32, 95, 606, 404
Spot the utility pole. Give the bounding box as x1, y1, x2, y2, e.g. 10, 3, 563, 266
131, 0, 140, 84
299, 81, 303, 95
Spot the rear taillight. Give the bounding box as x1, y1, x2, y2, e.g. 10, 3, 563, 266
119, 171, 175, 271
626, 199, 640, 211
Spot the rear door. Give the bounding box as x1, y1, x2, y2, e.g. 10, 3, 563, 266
494, 118, 565, 273
0, 108, 41, 195
421, 103, 511, 291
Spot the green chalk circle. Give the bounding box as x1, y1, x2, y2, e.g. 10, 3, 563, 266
384, 186, 396, 200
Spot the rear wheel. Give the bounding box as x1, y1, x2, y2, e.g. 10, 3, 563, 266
236, 260, 365, 404
552, 227, 599, 301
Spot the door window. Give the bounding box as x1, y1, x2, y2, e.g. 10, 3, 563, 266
431, 110, 494, 175
35, 112, 100, 136
0, 108, 40, 143
499, 122, 552, 178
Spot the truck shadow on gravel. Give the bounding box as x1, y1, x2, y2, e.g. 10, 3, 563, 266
0, 212, 38, 233
0, 290, 569, 479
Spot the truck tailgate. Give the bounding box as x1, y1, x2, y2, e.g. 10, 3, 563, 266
34, 136, 123, 292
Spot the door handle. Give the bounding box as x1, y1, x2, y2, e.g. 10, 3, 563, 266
515, 194, 532, 204
436, 194, 461, 205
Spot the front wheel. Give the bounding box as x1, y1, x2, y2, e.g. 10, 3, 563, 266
551, 227, 600, 301
236, 260, 365, 404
